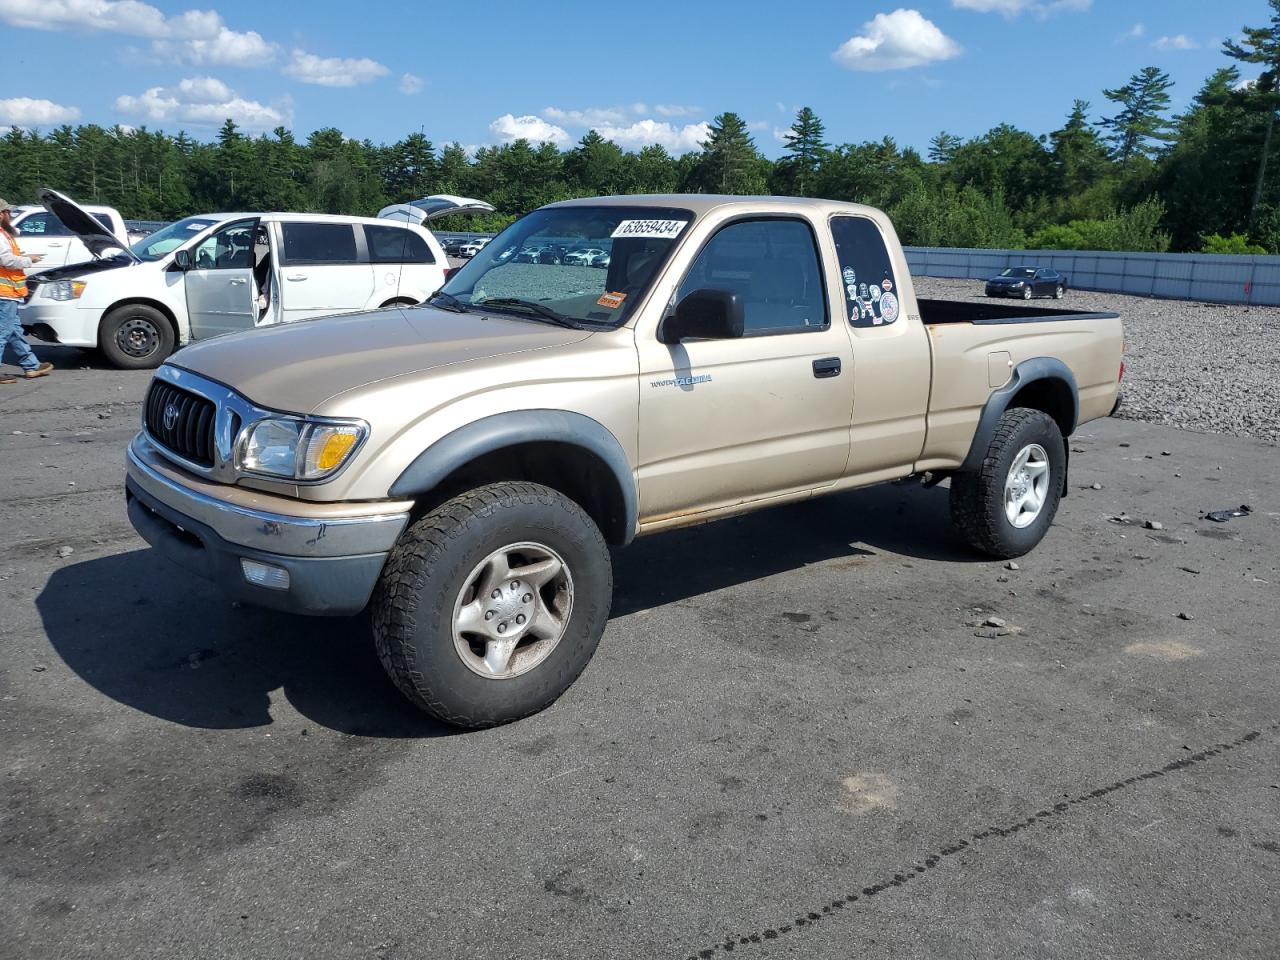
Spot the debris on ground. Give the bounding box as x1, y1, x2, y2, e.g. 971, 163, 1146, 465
1177, 612, 1195, 621
56, 545, 74, 559
1090, 482, 1103, 490
1145, 520, 1164, 530
1205, 505, 1252, 523
1005, 561, 1020, 570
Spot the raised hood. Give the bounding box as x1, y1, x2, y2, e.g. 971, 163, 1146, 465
37, 187, 138, 261
169, 306, 591, 414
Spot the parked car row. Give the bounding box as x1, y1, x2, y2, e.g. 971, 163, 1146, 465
18, 190, 494, 369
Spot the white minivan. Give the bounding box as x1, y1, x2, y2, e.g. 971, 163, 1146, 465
19, 190, 494, 369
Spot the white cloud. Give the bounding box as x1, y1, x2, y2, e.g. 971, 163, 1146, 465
952, 0, 1090, 17
1125, 23, 1145, 39
543, 105, 629, 127
399, 73, 424, 94
773, 126, 791, 144
1153, 34, 1198, 51
0, 0, 168, 35
0, 0, 273, 67
283, 49, 389, 87
116, 77, 288, 130
833, 9, 962, 72
593, 119, 711, 153
155, 27, 276, 67
630, 102, 648, 115
489, 113, 571, 146
653, 103, 701, 117
0, 96, 80, 125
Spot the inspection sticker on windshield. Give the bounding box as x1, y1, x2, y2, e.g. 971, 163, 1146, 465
597, 291, 627, 309
611, 219, 687, 240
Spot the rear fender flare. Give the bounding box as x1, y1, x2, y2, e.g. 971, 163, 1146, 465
961, 357, 1079, 475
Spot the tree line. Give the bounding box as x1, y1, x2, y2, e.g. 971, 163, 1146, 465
1, 9, 1277, 255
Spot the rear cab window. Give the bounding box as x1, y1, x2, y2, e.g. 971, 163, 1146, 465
15, 212, 70, 237
829, 215, 900, 328
279, 222, 359, 265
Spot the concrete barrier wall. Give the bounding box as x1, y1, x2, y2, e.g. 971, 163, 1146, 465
902, 246, 1280, 306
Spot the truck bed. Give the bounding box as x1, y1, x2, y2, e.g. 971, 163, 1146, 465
918, 298, 1120, 326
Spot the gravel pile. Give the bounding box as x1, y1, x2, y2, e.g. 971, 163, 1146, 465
914, 277, 1280, 443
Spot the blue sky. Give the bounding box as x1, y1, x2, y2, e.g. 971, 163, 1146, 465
1, 0, 1266, 157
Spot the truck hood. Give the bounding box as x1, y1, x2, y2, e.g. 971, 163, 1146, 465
37, 187, 137, 261
169, 306, 593, 414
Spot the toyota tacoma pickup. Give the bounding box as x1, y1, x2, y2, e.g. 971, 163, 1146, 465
125, 195, 1124, 728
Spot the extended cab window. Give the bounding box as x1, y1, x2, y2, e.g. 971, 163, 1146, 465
365, 225, 434, 264
830, 215, 900, 328
15, 212, 71, 237
677, 218, 827, 335
280, 222, 358, 265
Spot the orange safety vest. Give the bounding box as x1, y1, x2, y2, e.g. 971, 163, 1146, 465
0, 233, 28, 299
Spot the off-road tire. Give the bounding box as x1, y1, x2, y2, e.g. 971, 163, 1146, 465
950, 408, 1065, 558
99, 304, 175, 369
371, 482, 612, 728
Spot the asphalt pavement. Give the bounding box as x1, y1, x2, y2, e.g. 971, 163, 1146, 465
2, 343, 1278, 960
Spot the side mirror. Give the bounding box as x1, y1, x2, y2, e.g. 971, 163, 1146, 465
172, 249, 192, 271
658, 288, 745, 344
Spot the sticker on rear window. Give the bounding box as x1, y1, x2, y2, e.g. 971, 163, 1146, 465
611, 219, 688, 240
597, 291, 627, 309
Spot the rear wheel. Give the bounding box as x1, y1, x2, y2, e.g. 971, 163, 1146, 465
98, 304, 174, 370
372, 482, 612, 728
950, 408, 1065, 558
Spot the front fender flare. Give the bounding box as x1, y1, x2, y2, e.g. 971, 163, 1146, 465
388, 410, 638, 544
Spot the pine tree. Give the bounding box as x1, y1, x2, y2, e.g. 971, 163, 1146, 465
1050, 101, 1111, 194
1224, 0, 1280, 224
695, 112, 766, 195
928, 132, 962, 164
1101, 66, 1175, 161
779, 107, 828, 195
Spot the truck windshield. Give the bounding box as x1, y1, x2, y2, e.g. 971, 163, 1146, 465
131, 216, 222, 261
438, 205, 694, 327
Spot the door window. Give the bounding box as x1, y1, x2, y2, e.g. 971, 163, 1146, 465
676, 218, 827, 336
190, 220, 256, 270
364, 225, 435, 264
15, 212, 71, 237
830, 216, 900, 328
280, 222, 358, 265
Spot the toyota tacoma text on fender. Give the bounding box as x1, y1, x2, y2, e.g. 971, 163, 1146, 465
124, 195, 1125, 728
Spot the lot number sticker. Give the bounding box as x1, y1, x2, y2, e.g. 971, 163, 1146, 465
611, 219, 688, 240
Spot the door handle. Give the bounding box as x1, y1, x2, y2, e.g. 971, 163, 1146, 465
286, 274, 308, 281
47, 242, 65, 247
812, 357, 842, 378
228, 277, 247, 285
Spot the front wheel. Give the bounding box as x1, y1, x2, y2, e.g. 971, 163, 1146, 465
372, 482, 612, 728
1022, 286, 1033, 300
950, 408, 1065, 558
1054, 285, 1065, 299
98, 304, 175, 369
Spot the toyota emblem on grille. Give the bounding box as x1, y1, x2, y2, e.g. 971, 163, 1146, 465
163, 402, 180, 431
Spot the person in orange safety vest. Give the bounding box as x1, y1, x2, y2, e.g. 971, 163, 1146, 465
0, 199, 52, 383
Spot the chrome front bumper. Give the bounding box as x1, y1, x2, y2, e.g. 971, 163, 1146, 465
126, 433, 411, 615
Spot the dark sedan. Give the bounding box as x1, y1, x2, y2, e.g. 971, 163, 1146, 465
985, 266, 1068, 300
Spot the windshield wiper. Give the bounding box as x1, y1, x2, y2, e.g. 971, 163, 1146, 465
475, 297, 582, 329
429, 291, 469, 313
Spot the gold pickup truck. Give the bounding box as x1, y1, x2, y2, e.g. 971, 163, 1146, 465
125, 195, 1124, 727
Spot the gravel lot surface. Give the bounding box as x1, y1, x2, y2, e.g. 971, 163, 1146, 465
915, 278, 1280, 443
1, 295, 1277, 959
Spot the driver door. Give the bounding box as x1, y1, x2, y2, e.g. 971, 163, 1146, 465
184, 218, 259, 340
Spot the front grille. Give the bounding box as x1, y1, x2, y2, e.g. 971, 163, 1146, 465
145, 380, 217, 467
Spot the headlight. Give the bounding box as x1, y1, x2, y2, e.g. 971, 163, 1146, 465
43, 280, 86, 301
237, 417, 367, 481
1011, 281, 1025, 287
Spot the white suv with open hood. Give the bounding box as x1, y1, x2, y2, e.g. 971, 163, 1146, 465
19, 190, 495, 369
